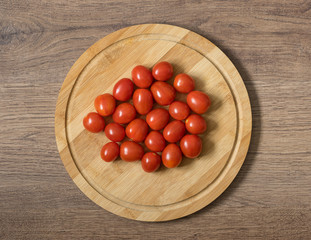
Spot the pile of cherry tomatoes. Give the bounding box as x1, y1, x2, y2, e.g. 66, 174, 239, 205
83, 61, 211, 173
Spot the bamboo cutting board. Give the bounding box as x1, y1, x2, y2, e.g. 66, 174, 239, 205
55, 24, 252, 221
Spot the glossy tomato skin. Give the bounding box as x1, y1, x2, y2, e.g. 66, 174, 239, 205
126, 118, 149, 142
163, 120, 186, 143
112, 103, 136, 124
100, 142, 119, 162
113, 78, 134, 101
104, 123, 125, 142
162, 144, 182, 168
152, 61, 173, 81
150, 82, 176, 106
131, 65, 153, 88
174, 73, 195, 93
144, 131, 166, 152
141, 152, 161, 172
180, 134, 202, 158
83, 112, 105, 133
133, 89, 153, 115
185, 114, 207, 134
187, 91, 211, 114
169, 101, 190, 120
146, 108, 170, 130
94, 93, 116, 116
120, 141, 144, 162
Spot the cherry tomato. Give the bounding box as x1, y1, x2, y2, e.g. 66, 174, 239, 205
152, 61, 173, 81
133, 89, 153, 115
113, 78, 134, 101
112, 103, 136, 124
163, 120, 186, 143
94, 93, 116, 116
185, 114, 207, 134
126, 118, 149, 142
150, 82, 176, 106
120, 141, 144, 162
141, 152, 161, 172
169, 101, 190, 120
162, 144, 182, 168
146, 108, 170, 130
83, 112, 105, 133
144, 131, 166, 152
100, 142, 119, 162
131, 65, 153, 88
104, 123, 125, 142
180, 135, 202, 158
187, 91, 211, 114
174, 73, 195, 93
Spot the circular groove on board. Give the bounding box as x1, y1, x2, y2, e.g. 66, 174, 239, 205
55, 24, 252, 221
66, 37, 238, 208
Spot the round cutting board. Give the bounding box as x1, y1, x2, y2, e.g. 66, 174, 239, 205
55, 24, 252, 222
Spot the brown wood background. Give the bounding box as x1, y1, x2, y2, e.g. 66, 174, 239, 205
1, 0, 310, 239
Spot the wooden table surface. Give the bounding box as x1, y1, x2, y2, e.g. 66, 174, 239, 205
1, 0, 310, 239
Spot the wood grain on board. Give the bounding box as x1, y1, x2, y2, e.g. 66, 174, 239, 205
55, 24, 251, 221
1, 0, 310, 239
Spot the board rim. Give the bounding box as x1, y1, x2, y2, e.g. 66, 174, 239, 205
55, 24, 252, 221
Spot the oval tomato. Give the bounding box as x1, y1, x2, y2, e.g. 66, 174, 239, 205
150, 82, 176, 106
185, 114, 207, 134
83, 112, 105, 133
131, 65, 153, 88
113, 78, 134, 101
174, 73, 195, 93
162, 144, 182, 168
187, 91, 211, 114
112, 103, 136, 124
94, 93, 116, 116
104, 123, 125, 142
180, 135, 202, 158
141, 152, 161, 172
120, 141, 144, 162
100, 142, 119, 162
152, 61, 173, 81
163, 120, 186, 143
146, 108, 170, 130
168, 101, 190, 120
144, 131, 166, 152
133, 89, 153, 115
126, 118, 149, 142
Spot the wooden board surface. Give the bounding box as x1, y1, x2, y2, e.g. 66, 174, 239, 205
55, 24, 251, 221
1, 0, 310, 238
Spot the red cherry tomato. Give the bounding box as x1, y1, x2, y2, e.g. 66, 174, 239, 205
144, 131, 166, 152
120, 141, 144, 162
146, 108, 170, 130
94, 93, 116, 116
83, 112, 105, 133
152, 61, 173, 81
150, 82, 176, 106
133, 89, 153, 115
180, 135, 202, 158
163, 120, 186, 143
104, 123, 125, 142
113, 78, 134, 101
185, 114, 207, 134
126, 118, 149, 142
112, 103, 136, 124
169, 101, 190, 120
174, 73, 195, 93
141, 152, 161, 173
100, 142, 119, 162
131, 65, 153, 88
187, 91, 211, 114
162, 144, 182, 168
